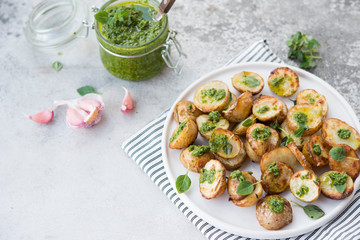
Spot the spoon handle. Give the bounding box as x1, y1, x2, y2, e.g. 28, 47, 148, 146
159, 0, 176, 14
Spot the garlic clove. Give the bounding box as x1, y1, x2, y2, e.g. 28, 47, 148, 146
84, 107, 99, 124
121, 87, 134, 113
77, 99, 103, 112
66, 107, 87, 128
29, 109, 54, 124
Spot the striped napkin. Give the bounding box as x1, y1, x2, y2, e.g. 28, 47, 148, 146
121, 40, 360, 240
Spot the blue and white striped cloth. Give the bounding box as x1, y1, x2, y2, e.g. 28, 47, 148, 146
122, 40, 360, 240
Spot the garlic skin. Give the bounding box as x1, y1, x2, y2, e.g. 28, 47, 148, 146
54, 93, 104, 129
121, 87, 134, 113
28, 109, 54, 124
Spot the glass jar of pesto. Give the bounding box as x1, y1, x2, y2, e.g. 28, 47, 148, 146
95, 0, 186, 81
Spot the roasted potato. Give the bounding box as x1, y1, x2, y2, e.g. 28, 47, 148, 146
322, 118, 360, 150
209, 129, 243, 159
199, 160, 227, 199
196, 113, 230, 140
319, 171, 354, 200
286, 104, 323, 136
268, 67, 299, 97
280, 120, 310, 150
180, 145, 214, 173
260, 147, 300, 173
173, 100, 202, 123
296, 89, 328, 118
231, 71, 265, 95
193, 80, 230, 112
215, 139, 246, 170
222, 92, 237, 111
290, 169, 320, 202
229, 171, 263, 207
302, 135, 330, 167
232, 114, 257, 136
223, 91, 253, 122
328, 144, 360, 180
256, 195, 293, 230
169, 118, 198, 149
261, 161, 294, 194
252, 95, 286, 122
245, 123, 279, 163
287, 141, 313, 171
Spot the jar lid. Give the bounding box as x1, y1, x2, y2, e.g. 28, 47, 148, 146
25, 0, 89, 50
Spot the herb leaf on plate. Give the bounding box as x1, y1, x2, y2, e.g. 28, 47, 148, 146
176, 168, 191, 194
292, 201, 325, 219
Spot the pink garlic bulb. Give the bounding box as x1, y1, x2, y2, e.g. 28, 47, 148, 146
54, 93, 104, 129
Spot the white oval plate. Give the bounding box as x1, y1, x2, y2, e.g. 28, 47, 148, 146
161, 62, 360, 239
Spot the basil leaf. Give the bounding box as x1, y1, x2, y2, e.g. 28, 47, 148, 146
270, 120, 281, 133
52, 61, 63, 72
176, 170, 191, 194
244, 76, 260, 87
242, 118, 253, 127
223, 143, 233, 155
77, 85, 102, 96
94, 11, 109, 24
335, 183, 347, 194
294, 126, 305, 137
303, 204, 325, 219
330, 146, 346, 161
236, 180, 254, 195
280, 135, 294, 147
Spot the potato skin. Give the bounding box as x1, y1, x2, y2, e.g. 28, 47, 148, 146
268, 67, 299, 97
227, 171, 256, 201
319, 171, 354, 200
256, 195, 293, 230
169, 118, 198, 149
328, 144, 360, 180
232, 71, 265, 94
260, 147, 300, 173
321, 118, 360, 150
223, 91, 253, 123
302, 135, 329, 167
261, 161, 294, 194
290, 169, 320, 203
199, 160, 227, 199
287, 141, 313, 171
180, 147, 214, 173
173, 100, 202, 123
232, 114, 257, 136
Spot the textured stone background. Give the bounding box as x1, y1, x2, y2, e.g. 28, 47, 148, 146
0, 0, 359, 239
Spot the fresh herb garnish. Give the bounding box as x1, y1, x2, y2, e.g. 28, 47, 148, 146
243, 76, 260, 87
270, 120, 281, 133
271, 76, 285, 87
94, 11, 109, 24
313, 144, 322, 155
337, 129, 351, 139
222, 143, 233, 155
188, 145, 210, 157
230, 170, 246, 182
279, 127, 294, 147
187, 104, 192, 110
251, 127, 271, 141
201, 88, 226, 101
300, 172, 311, 180
329, 146, 347, 161
257, 106, 270, 114
267, 162, 280, 178
296, 185, 309, 197
199, 168, 216, 184
328, 172, 348, 193
242, 118, 253, 127
294, 126, 306, 137
208, 111, 221, 123
176, 167, 191, 194
292, 201, 325, 219
77, 85, 102, 96
170, 120, 187, 142
286, 31, 322, 69
236, 180, 261, 195
200, 121, 216, 133
268, 197, 285, 213
52, 61, 63, 72
209, 134, 228, 152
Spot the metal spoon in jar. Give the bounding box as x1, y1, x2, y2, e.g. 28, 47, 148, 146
154, 0, 176, 21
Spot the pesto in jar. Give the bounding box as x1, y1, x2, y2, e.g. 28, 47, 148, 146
95, 1, 169, 81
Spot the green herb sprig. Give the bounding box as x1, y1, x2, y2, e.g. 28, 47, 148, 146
286, 32, 322, 69
77, 85, 102, 96
236, 180, 261, 195
176, 167, 191, 194
291, 201, 325, 219
52, 61, 63, 72
329, 146, 359, 161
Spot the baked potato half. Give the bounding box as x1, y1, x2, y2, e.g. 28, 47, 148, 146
232, 114, 257, 136
268, 67, 299, 97
256, 195, 293, 230
280, 120, 310, 150
231, 71, 265, 95
222, 92, 237, 112
229, 171, 263, 207
173, 100, 202, 123
319, 171, 354, 200
223, 91, 253, 123
169, 118, 198, 149
302, 135, 330, 167
245, 123, 279, 163
215, 139, 246, 170
261, 161, 294, 194
286, 103, 323, 136
260, 147, 300, 173
252, 95, 286, 122
209, 129, 242, 159
180, 145, 214, 173
193, 80, 230, 112
196, 112, 230, 140
287, 141, 313, 171
328, 144, 360, 180
199, 160, 227, 199
321, 118, 360, 150
296, 89, 328, 118
290, 169, 320, 202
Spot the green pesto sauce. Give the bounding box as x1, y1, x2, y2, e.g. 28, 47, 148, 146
328, 172, 348, 187
200, 121, 216, 133
200, 168, 216, 184
296, 185, 309, 197
313, 144, 322, 155
209, 134, 228, 152
243, 76, 260, 87
257, 106, 270, 114
170, 120, 187, 142
300, 172, 311, 180
208, 111, 221, 123
230, 170, 246, 182
201, 88, 226, 102
189, 145, 210, 157
268, 197, 285, 213
251, 127, 271, 141
337, 129, 351, 139
267, 162, 280, 178
293, 112, 308, 125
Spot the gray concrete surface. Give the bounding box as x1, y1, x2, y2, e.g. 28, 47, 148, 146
0, 0, 359, 239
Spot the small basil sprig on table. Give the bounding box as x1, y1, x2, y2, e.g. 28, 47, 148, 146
77, 85, 102, 96
291, 201, 325, 219
176, 167, 191, 194
52, 61, 63, 72
236, 180, 261, 195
